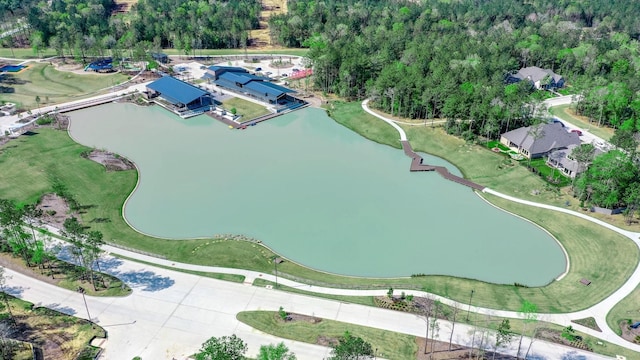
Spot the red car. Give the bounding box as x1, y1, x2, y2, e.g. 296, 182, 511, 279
570, 129, 583, 136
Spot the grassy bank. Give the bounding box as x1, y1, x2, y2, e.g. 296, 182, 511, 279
0, 62, 128, 109
607, 284, 640, 336
237, 311, 417, 360
0, 125, 636, 314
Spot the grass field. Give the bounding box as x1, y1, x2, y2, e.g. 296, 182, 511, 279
549, 104, 614, 141
0, 47, 309, 59
221, 97, 270, 121
237, 311, 418, 360
164, 48, 309, 57
0, 126, 637, 315
0, 62, 129, 110
607, 284, 640, 336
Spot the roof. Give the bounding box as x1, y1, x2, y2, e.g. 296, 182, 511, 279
217, 71, 265, 85
244, 81, 285, 98
147, 76, 208, 105
514, 66, 563, 83
501, 122, 580, 155
550, 144, 603, 173
207, 65, 248, 73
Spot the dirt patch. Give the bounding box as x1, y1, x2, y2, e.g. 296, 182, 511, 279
619, 321, 640, 344
36, 193, 76, 229
535, 327, 592, 352
415, 336, 516, 360
83, 149, 135, 172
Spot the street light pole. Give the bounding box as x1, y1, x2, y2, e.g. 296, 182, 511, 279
273, 258, 278, 289
466, 289, 475, 321
78, 286, 92, 322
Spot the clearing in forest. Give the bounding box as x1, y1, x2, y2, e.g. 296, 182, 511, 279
250, 0, 288, 49
112, 0, 138, 14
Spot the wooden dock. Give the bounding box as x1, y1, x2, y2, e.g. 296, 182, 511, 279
206, 102, 309, 129
401, 141, 485, 191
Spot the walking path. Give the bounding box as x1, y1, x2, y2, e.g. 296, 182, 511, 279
2, 93, 638, 358
361, 98, 640, 354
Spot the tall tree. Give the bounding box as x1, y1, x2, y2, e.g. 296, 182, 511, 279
493, 319, 513, 360
258, 342, 296, 360
329, 331, 374, 360
516, 300, 538, 359
195, 334, 247, 360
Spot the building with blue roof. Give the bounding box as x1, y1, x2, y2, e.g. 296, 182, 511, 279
146, 76, 214, 118
205, 66, 302, 110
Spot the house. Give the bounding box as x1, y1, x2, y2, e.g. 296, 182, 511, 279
204, 66, 303, 111
500, 122, 580, 159
146, 76, 213, 117
505, 66, 565, 90
547, 144, 602, 178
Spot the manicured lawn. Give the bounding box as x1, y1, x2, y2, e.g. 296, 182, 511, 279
0, 62, 129, 110
114, 254, 246, 283
221, 97, 270, 121
549, 104, 614, 141
237, 311, 418, 360
253, 279, 376, 307
0, 47, 309, 59
0, 114, 637, 314
163, 48, 309, 57
0, 48, 58, 59
526, 158, 572, 187
607, 284, 640, 335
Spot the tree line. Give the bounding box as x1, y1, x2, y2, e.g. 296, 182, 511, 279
0, 199, 106, 291
19, 0, 261, 60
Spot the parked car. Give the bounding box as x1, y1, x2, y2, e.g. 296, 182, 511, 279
255, 67, 262, 72
265, 71, 273, 76
570, 129, 583, 136
292, 68, 299, 72
551, 118, 565, 127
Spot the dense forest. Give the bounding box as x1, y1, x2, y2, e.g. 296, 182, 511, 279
3, 0, 640, 210
5, 0, 261, 59
270, 0, 640, 135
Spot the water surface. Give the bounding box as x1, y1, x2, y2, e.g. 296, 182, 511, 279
68, 103, 566, 285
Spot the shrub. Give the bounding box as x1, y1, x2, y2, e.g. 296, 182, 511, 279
36, 116, 54, 125
278, 306, 287, 320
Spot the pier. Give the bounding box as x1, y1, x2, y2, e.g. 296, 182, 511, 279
401, 141, 485, 191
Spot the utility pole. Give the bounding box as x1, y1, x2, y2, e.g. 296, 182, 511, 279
77, 286, 92, 322
466, 289, 475, 321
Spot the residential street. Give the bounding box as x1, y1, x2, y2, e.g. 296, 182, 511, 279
3, 253, 614, 360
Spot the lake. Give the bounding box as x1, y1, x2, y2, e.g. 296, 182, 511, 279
68, 103, 566, 285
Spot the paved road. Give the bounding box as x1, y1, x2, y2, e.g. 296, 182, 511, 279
4, 251, 613, 360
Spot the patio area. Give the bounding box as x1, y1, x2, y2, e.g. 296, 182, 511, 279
487, 140, 525, 161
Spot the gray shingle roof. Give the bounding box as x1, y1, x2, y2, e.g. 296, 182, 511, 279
514, 66, 563, 83
502, 122, 580, 156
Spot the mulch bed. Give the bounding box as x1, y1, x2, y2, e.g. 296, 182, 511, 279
83, 149, 135, 172
619, 321, 640, 344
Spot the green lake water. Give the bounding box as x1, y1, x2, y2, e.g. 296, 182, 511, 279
68, 103, 566, 285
